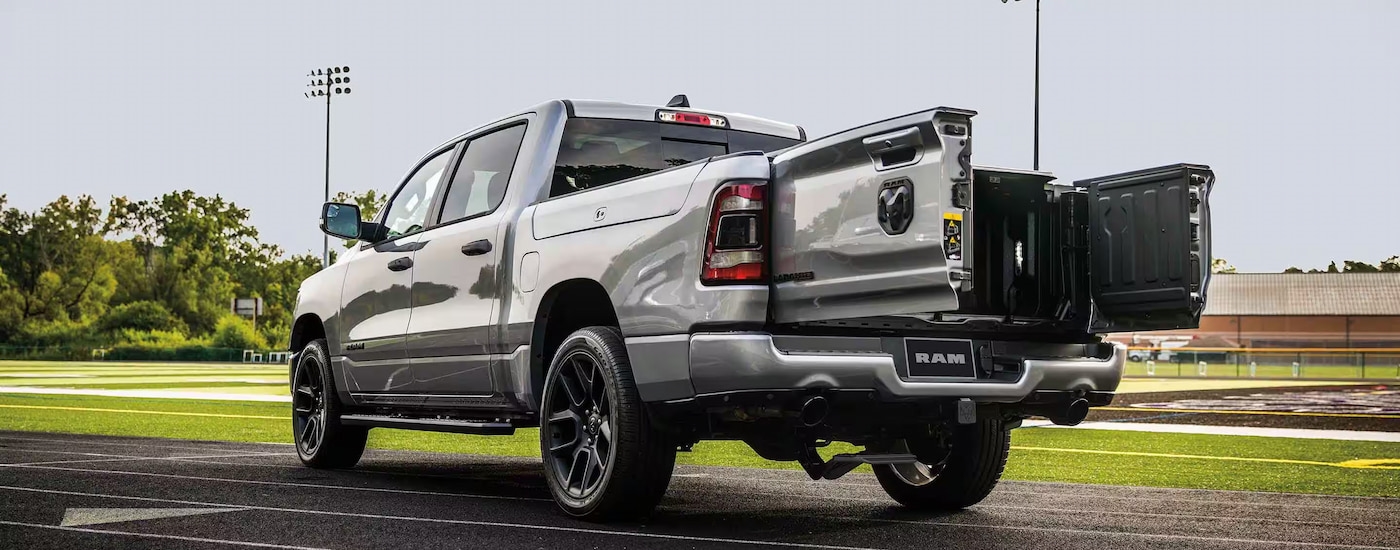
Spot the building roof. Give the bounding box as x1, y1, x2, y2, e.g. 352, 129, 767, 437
1204, 273, 1400, 316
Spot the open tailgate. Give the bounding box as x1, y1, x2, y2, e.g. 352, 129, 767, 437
1080, 164, 1214, 332
769, 107, 976, 324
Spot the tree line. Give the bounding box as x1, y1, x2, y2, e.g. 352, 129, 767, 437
1211, 257, 1400, 274
0, 192, 323, 354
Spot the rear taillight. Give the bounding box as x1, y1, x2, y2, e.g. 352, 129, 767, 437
702, 181, 766, 284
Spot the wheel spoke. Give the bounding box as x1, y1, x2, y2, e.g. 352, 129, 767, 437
569, 356, 594, 406
590, 439, 607, 472
582, 444, 604, 490
559, 364, 587, 410
547, 410, 582, 454
293, 404, 313, 414
596, 415, 612, 450
300, 416, 318, 447
588, 364, 606, 406
566, 446, 588, 493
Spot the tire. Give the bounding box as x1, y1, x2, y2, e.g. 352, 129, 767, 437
292, 338, 368, 469
539, 326, 676, 521
873, 417, 1010, 511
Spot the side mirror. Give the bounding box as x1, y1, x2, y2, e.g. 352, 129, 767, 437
320, 202, 361, 240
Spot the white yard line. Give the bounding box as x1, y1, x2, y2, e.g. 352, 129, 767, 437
0, 385, 289, 402
0, 519, 328, 550
1023, 420, 1400, 442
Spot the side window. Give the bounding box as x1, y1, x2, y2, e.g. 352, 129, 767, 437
440, 124, 528, 223
382, 148, 454, 239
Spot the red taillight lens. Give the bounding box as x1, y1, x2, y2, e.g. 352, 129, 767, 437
702, 181, 766, 284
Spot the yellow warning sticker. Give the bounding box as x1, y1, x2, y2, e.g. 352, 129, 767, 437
943, 212, 963, 221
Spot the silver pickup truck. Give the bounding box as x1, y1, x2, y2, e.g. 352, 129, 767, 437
290, 96, 1214, 520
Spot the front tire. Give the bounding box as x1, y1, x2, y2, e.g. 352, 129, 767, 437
292, 338, 368, 469
874, 417, 1010, 510
539, 326, 676, 521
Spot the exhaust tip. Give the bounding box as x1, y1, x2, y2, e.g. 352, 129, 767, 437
799, 396, 829, 428
1052, 398, 1090, 426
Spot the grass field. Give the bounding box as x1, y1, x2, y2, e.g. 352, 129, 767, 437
3, 391, 1398, 498
2, 360, 1398, 498
0, 360, 288, 395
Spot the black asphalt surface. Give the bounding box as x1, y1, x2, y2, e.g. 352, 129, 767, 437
1, 431, 1397, 550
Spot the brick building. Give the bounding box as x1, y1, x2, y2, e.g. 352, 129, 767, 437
1120, 272, 1400, 348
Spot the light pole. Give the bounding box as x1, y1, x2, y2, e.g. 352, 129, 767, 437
1002, 0, 1040, 171
305, 66, 352, 267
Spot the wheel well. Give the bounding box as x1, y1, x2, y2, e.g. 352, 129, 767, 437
531, 279, 619, 404
289, 314, 326, 353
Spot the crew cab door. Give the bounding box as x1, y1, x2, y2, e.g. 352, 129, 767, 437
338, 146, 457, 397
404, 122, 528, 398
769, 107, 976, 323
1079, 164, 1214, 332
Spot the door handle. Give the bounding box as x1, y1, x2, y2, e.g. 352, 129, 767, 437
387, 256, 413, 272
460, 240, 492, 256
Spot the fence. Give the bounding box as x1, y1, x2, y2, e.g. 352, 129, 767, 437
1125, 347, 1400, 380
0, 345, 291, 364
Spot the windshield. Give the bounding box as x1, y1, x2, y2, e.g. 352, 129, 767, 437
550, 118, 800, 197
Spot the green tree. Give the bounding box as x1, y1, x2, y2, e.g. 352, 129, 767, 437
210, 314, 268, 350
1343, 260, 1380, 273
0, 194, 119, 324
97, 301, 186, 334
1381, 256, 1400, 272
1210, 258, 1237, 274
108, 191, 260, 334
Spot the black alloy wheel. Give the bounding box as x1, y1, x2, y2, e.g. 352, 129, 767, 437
292, 338, 367, 469
539, 326, 676, 521
292, 352, 328, 456
545, 349, 614, 499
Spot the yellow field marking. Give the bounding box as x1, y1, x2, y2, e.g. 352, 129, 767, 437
1100, 406, 1399, 419
0, 404, 284, 421
1011, 445, 1400, 470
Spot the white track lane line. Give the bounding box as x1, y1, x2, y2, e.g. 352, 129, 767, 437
149, 453, 1400, 520
9, 453, 289, 467
0, 463, 553, 502
673, 473, 1400, 512
0, 484, 1393, 550
0, 434, 291, 453
111, 457, 1397, 530
149, 456, 1400, 530
0, 519, 329, 549
0, 485, 880, 550
5, 460, 1399, 533
663, 487, 1400, 530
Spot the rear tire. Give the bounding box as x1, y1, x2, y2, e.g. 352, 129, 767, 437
292, 338, 368, 469
874, 417, 1010, 510
540, 326, 676, 521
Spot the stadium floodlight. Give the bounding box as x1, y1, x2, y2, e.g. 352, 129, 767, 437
304, 64, 353, 268
1000, 0, 1040, 170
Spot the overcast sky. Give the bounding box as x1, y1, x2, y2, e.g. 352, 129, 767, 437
3, 0, 1398, 272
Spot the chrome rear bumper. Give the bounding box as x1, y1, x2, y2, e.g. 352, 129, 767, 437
628, 332, 1124, 403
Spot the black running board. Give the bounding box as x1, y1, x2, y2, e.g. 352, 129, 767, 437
339, 414, 515, 435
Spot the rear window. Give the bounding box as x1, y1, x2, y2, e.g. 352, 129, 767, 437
550, 118, 800, 198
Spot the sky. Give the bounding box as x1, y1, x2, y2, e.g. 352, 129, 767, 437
2, 0, 1398, 272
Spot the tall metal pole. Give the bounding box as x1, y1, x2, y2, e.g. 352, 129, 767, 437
305, 66, 351, 269
323, 86, 331, 268
1033, 0, 1041, 171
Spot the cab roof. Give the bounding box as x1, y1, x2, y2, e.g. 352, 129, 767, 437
564, 99, 804, 141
